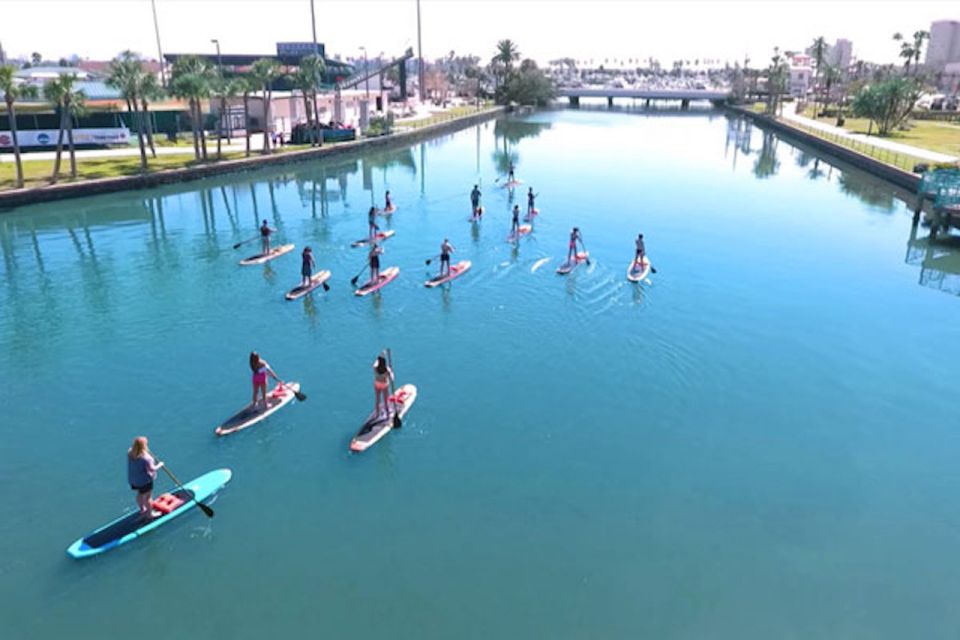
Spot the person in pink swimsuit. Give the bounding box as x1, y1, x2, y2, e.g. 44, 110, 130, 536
372, 352, 395, 418
249, 351, 280, 411
567, 227, 583, 264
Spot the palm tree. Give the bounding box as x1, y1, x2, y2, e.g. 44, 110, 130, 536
170, 55, 214, 160
294, 54, 325, 147
1, 64, 38, 188
209, 74, 237, 159
239, 74, 256, 157
107, 51, 149, 172
140, 72, 163, 157
44, 73, 85, 182
911, 30, 930, 72
810, 36, 827, 116
250, 58, 282, 154
494, 40, 520, 73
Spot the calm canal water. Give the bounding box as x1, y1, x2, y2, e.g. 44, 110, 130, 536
2, 108, 960, 639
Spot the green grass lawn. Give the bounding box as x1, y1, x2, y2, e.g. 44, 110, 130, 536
803, 107, 960, 156
0, 152, 247, 190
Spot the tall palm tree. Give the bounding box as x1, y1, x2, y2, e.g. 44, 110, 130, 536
810, 36, 827, 116
209, 74, 237, 159
911, 30, 930, 72
239, 74, 256, 157
170, 55, 214, 160
250, 58, 282, 154
44, 73, 85, 182
491, 39, 520, 89
140, 72, 163, 157
1, 64, 38, 188
295, 54, 325, 147
107, 51, 149, 172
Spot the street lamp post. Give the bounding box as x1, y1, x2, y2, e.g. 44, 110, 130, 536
151, 0, 166, 87
416, 0, 425, 102
211, 39, 230, 141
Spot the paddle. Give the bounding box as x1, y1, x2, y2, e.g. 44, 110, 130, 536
424, 254, 441, 265
159, 463, 214, 518
232, 236, 259, 250
279, 380, 307, 402
349, 261, 369, 287
579, 235, 591, 266
387, 348, 401, 429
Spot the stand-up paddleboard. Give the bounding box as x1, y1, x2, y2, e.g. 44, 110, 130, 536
351, 230, 395, 248
524, 207, 539, 221
501, 180, 523, 189
506, 224, 533, 242
215, 382, 300, 436
378, 205, 398, 216
468, 206, 484, 222
66, 469, 232, 559
425, 260, 471, 288
239, 243, 295, 266
627, 257, 651, 283
350, 384, 418, 452
285, 270, 331, 300
556, 252, 590, 275
354, 266, 400, 296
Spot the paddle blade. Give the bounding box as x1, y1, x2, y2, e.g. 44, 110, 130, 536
322, 282, 330, 292
197, 502, 215, 518
393, 413, 402, 429
425, 259, 432, 265
232, 242, 242, 249
650, 266, 657, 274
294, 390, 307, 402
350, 276, 360, 286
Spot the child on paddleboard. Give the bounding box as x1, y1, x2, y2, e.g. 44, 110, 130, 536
368, 242, 383, 284
300, 246, 316, 288
567, 227, 583, 264
634, 233, 646, 267
259, 219, 275, 256
439, 238, 455, 277
508, 162, 516, 183
128, 436, 164, 519
250, 351, 281, 411
527, 188, 537, 217
384, 191, 393, 211
511, 205, 521, 239
470, 184, 482, 218
373, 352, 395, 419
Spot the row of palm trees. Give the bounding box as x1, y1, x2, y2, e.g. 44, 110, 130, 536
0, 50, 328, 189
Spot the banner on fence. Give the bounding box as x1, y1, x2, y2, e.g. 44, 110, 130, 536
0, 127, 131, 148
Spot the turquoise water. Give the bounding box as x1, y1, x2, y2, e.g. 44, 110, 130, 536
3, 108, 960, 638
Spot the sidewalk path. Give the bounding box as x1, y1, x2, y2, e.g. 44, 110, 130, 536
1, 138, 264, 163
780, 110, 957, 163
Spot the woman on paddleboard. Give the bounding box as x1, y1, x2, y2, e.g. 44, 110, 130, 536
372, 352, 395, 418
634, 233, 646, 267
511, 205, 521, 239
368, 242, 383, 284
250, 351, 281, 411
439, 238, 455, 277
567, 227, 583, 264
259, 220, 275, 256
300, 246, 316, 288
508, 162, 516, 183
128, 437, 164, 518
384, 191, 393, 211
527, 188, 536, 216
367, 206, 379, 240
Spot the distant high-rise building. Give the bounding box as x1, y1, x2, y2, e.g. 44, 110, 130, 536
828, 39, 853, 69
925, 20, 960, 70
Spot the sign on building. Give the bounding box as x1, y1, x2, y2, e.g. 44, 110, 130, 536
276, 42, 325, 58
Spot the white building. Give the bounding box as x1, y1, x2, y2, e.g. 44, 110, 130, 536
926, 20, 960, 70
789, 53, 813, 97
828, 39, 853, 70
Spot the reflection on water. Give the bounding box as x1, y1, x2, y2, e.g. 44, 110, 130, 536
753, 132, 780, 179
838, 171, 898, 212
905, 223, 960, 296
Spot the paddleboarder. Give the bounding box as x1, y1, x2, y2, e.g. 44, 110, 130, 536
372, 351, 395, 419
439, 238, 456, 278
511, 205, 521, 239
567, 227, 584, 264
470, 184, 482, 218
634, 233, 646, 267
259, 219, 276, 256
250, 351, 281, 411
508, 162, 516, 183
527, 188, 536, 217
300, 246, 316, 288
368, 242, 383, 284
127, 436, 164, 519
367, 206, 379, 240
384, 191, 393, 211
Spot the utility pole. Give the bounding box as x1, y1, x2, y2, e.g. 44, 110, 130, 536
151, 0, 166, 87
417, 0, 425, 102
211, 39, 230, 141
360, 46, 370, 100
310, 0, 323, 146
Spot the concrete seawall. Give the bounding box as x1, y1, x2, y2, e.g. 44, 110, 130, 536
727, 106, 922, 192
0, 107, 506, 211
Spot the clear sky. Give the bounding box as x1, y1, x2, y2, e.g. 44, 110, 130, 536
1, 0, 955, 67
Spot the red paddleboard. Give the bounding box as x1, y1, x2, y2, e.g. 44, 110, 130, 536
424, 260, 472, 288
556, 252, 589, 275
215, 382, 300, 436
351, 230, 395, 247
354, 266, 400, 296
469, 206, 484, 222
506, 224, 533, 242
524, 207, 539, 221
378, 205, 398, 216
627, 257, 651, 283
350, 384, 418, 452
285, 270, 331, 300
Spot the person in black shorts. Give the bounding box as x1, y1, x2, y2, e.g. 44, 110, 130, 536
439, 238, 455, 277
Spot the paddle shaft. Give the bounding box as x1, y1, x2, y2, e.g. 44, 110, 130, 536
387, 348, 401, 428
424, 253, 441, 265
159, 463, 214, 518
232, 235, 259, 250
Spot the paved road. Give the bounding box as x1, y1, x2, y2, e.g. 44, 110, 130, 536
781, 111, 957, 163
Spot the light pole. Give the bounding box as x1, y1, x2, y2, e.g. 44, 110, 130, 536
416, 0, 425, 102
211, 39, 230, 141
359, 46, 370, 100
151, 0, 166, 87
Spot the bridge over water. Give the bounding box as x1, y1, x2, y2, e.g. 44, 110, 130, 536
558, 87, 731, 108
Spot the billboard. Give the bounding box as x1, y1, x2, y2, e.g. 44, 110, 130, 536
276, 42, 325, 58
0, 127, 130, 148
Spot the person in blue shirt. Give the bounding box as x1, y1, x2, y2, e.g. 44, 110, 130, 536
127, 436, 164, 518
